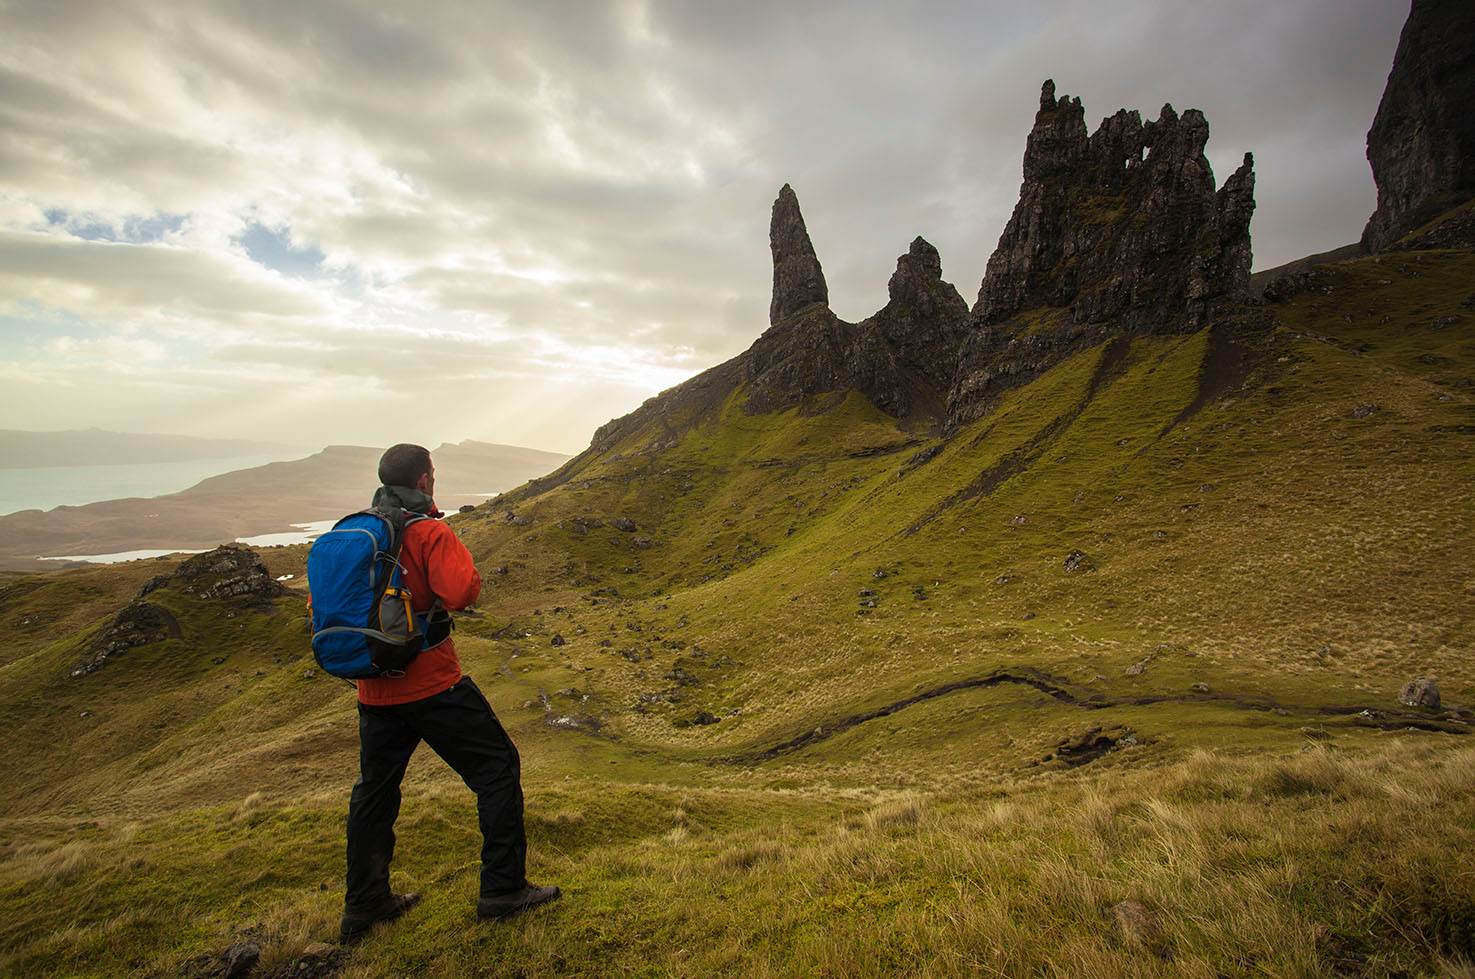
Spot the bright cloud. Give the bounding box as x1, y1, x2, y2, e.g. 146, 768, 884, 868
0, 0, 1407, 453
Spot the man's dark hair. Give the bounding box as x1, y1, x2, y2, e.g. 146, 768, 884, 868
378, 443, 432, 487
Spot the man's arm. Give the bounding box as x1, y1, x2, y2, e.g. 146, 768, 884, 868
423, 521, 482, 610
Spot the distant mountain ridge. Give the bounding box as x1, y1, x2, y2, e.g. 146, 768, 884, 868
0, 428, 304, 469
0, 439, 571, 571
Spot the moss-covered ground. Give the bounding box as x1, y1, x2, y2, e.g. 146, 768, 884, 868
1, 248, 1473, 976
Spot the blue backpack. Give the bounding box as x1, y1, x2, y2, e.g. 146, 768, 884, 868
306, 506, 450, 679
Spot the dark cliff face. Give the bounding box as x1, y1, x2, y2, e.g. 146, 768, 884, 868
1361, 0, 1475, 252
948, 80, 1255, 429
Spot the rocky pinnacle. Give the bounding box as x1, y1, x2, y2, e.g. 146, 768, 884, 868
769, 183, 829, 326
1361, 0, 1475, 252
947, 80, 1256, 429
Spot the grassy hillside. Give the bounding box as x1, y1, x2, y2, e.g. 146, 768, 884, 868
1, 246, 1472, 976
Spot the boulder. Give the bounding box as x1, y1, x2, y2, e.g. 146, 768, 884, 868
222, 940, 260, 979
1398, 677, 1441, 710
1063, 549, 1094, 574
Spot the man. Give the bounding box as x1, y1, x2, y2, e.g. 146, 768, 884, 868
339, 443, 560, 943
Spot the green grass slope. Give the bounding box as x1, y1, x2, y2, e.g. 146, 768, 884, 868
1, 247, 1473, 977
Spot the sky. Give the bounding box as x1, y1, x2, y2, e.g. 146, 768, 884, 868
0, 0, 1409, 455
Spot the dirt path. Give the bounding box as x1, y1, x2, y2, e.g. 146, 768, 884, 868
729, 666, 1472, 762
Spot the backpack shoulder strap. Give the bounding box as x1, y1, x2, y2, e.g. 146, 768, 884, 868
369, 505, 409, 556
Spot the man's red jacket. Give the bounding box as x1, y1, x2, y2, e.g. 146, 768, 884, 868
355, 517, 481, 706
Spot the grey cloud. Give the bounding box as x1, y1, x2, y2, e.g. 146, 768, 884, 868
0, 230, 328, 321
0, 0, 1413, 450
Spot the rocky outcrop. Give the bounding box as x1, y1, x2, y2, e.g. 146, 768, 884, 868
975, 81, 1254, 329
71, 601, 182, 677
580, 186, 972, 453
850, 238, 971, 417
748, 189, 970, 418
141, 544, 285, 607
558, 82, 1260, 472
769, 183, 830, 326
748, 229, 969, 418
1361, 0, 1475, 252
948, 81, 1254, 428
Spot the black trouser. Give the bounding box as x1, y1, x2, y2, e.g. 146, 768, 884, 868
345, 676, 527, 911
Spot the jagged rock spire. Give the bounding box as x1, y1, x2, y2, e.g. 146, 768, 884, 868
769, 184, 829, 326
1361, 0, 1475, 251
949, 81, 1256, 430
975, 81, 1253, 330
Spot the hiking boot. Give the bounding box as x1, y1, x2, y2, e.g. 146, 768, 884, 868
476, 882, 561, 920
340, 891, 421, 943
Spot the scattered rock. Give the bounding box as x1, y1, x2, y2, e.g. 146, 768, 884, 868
1124, 657, 1151, 677
1191, 682, 1210, 694
218, 940, 260, 979
1063, 550, 1094, 574
612, 517, 637, 532
550, 634, 566, 647
1398, 676, 1441, 710
690, 711, 720, 726
546, 714, 601, 732
1010, 514, 1027, 525
71, 601, 182, 677
1350, 402, 1381, 419
458, 504, 476, 513
271, 941, 344, 978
